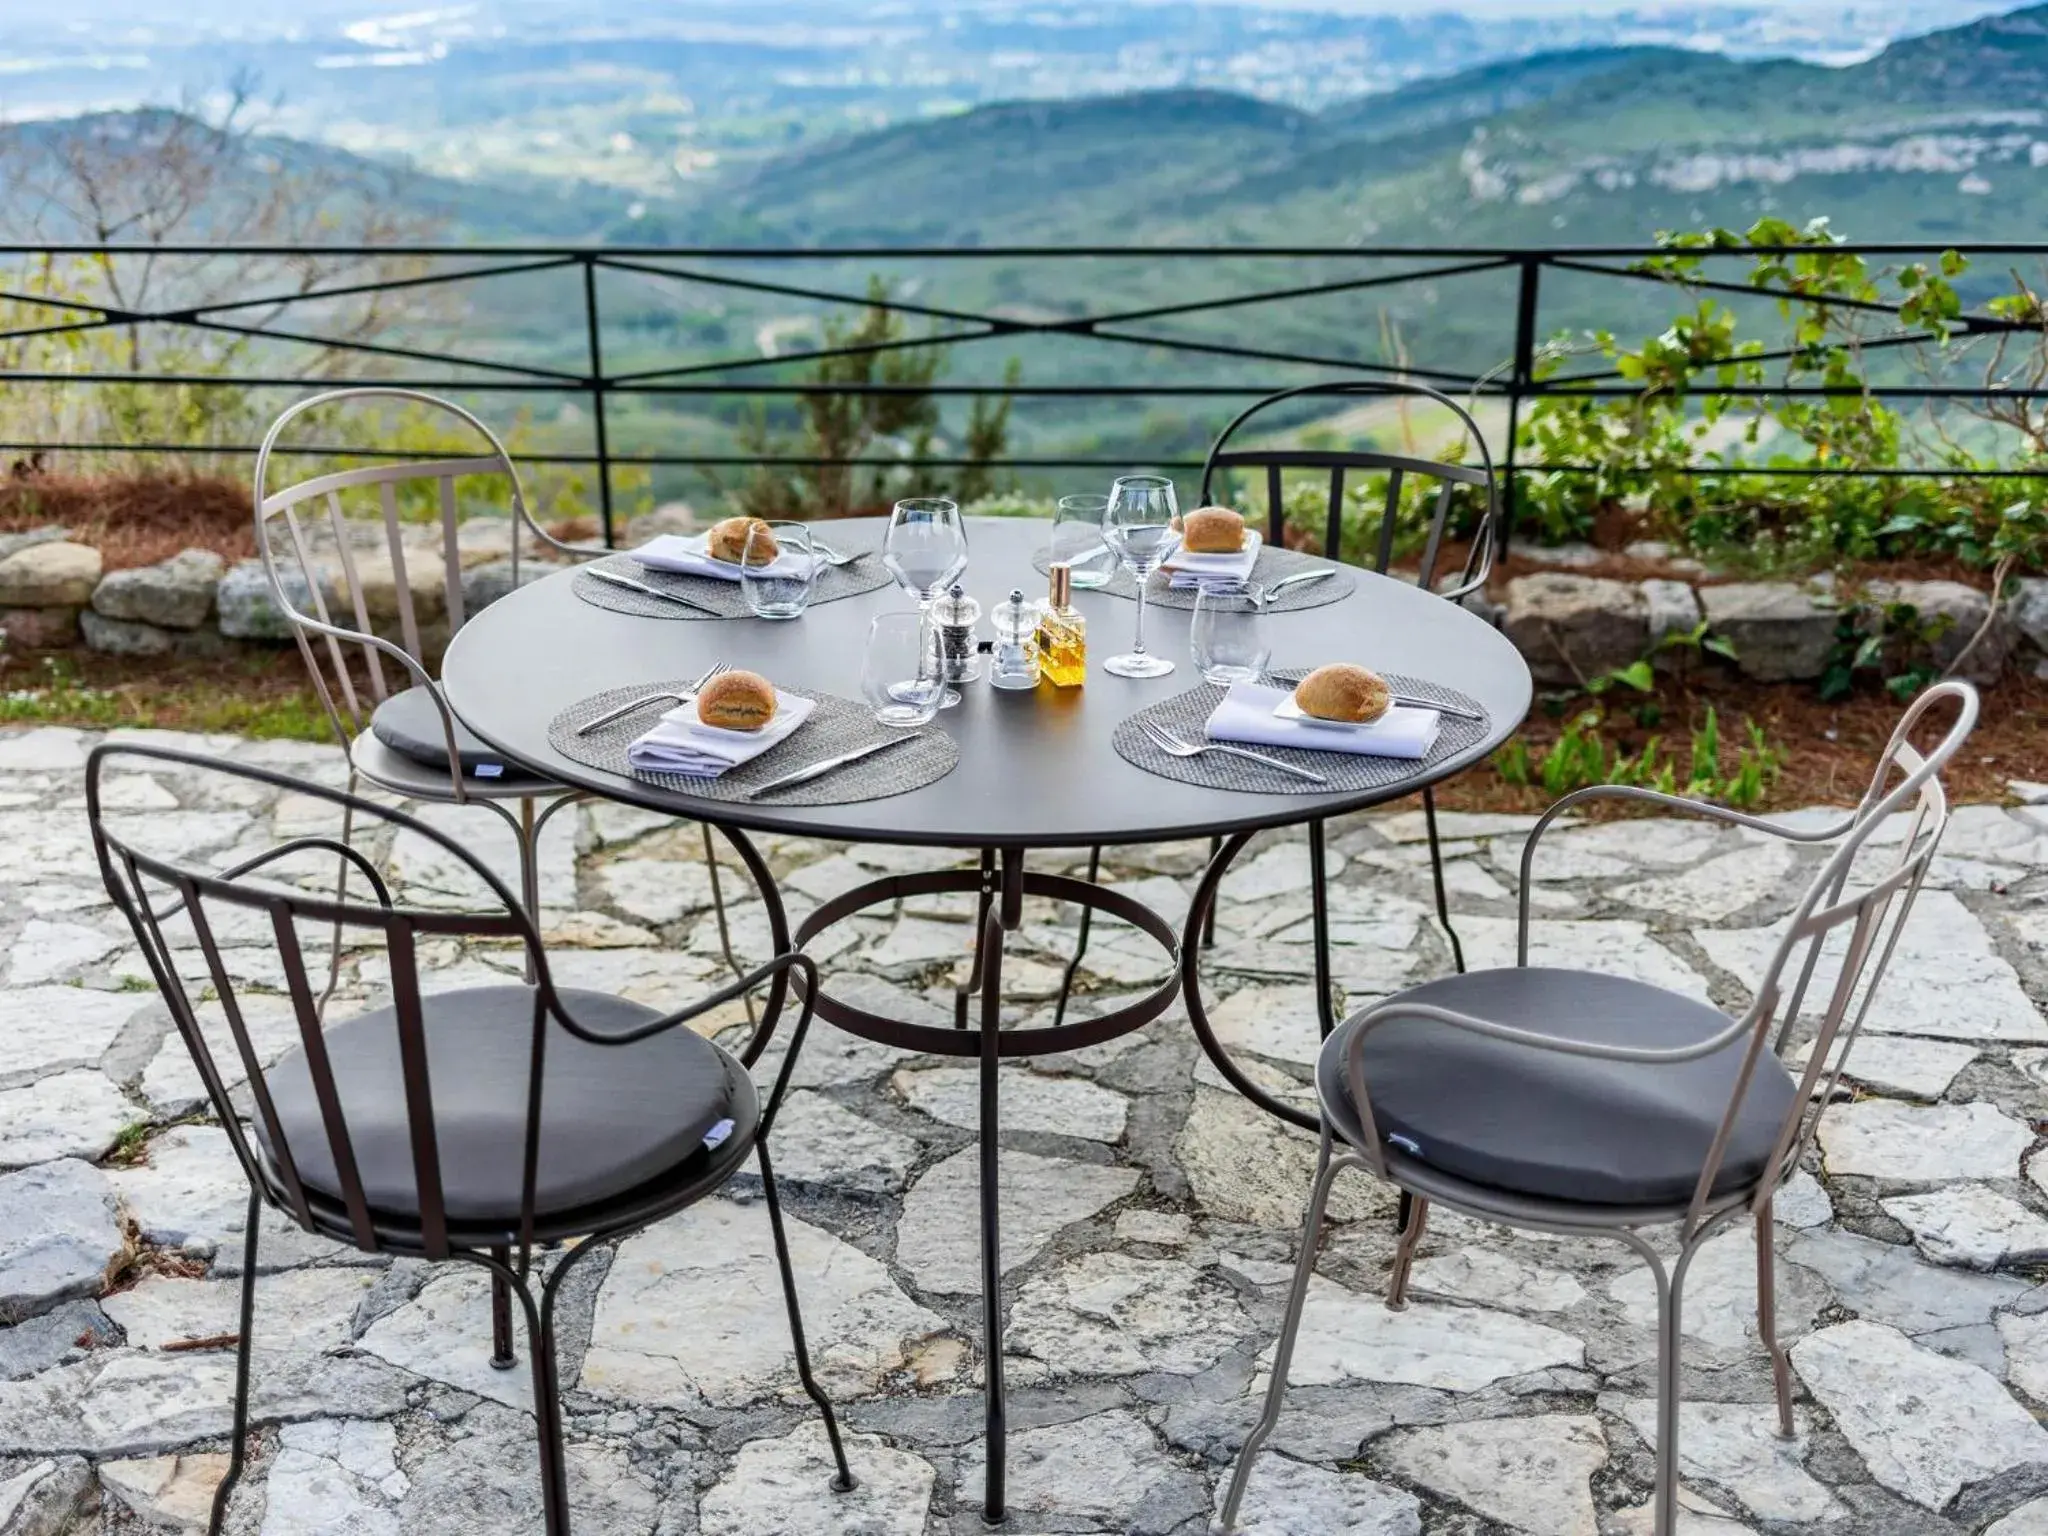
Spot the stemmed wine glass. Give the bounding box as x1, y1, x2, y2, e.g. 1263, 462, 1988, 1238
1101, 474, 1182, 679
883, 497, 968, 706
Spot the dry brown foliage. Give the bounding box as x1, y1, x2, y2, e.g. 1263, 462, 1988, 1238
0, 469, 253, 570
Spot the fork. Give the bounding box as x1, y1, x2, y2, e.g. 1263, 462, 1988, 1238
575, 661, 730, 736
810, 539, 865, 568
1139, 720, 1329, 785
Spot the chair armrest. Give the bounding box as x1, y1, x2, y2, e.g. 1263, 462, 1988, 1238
1436, 506, 1497, 604
546, 950, 814, 1051
1515, 785, 1853, 963
1338, 993, 1751, 1173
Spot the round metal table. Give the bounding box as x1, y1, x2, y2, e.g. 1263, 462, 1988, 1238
440, 513, 1532, 1520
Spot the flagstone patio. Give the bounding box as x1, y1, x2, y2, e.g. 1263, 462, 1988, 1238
1, 722, 2046, 1534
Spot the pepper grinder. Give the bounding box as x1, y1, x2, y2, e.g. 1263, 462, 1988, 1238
932, 583, 983, 685
988, 587, 1042, 690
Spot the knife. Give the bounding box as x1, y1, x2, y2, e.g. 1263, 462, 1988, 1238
742, 734, 924, 799
587, 566, 720, 615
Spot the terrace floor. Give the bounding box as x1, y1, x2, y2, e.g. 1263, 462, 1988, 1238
1, 724, 2046, 1535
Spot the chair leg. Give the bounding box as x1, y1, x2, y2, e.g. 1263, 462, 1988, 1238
516, 797, 543, 986
490, 1245, 517, 1370
316, 768, 360, 1018
1051, 844, 1102, 1030
757, 1141, 857, 1493
510, 1266, 571, 1536
1642, 1228, 1708, 1536
1386, 1195, 1430, 1310
208, 1189, 263, 1536
1219, 1129, 1344, 1533
701, 824, 756, 1027
1756, 1197, 1795, 1438
1421, 786, 1466, 975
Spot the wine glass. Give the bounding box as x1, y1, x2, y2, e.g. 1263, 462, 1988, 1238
1050, 494, 1115, 588
1101, 474, 1181, 679
862, 612, 944, 727
1190, 583, 1270, 684
883, 497, 968, 706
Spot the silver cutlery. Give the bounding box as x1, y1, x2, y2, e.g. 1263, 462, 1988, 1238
810, 539, 866, 568
1392, 693, 1484, 722
1258, 568, 1335, 606
588, 566, 721, 615
1138, 720, 1329, 785
743, 734, 924, 799
576, 661, 730, 736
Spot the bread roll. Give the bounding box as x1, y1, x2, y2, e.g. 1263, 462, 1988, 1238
1294, 663, 1391, 724
1181, 506, 1246, 554
708, 516, 778, 565
696, 669, 778, 731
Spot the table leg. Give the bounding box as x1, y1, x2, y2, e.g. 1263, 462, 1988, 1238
1051, 844, 1102, 1030
1308, 820, 1339, 1041
954, 848, 998, 1029
977, 849, 1024, 1523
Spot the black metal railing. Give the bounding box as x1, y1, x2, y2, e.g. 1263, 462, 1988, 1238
1, 241, 2042, 545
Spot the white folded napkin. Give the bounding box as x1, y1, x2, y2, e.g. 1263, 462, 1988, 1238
1205, 681, 1441, 760
1165, 530, 1262, 589
632, 533, 815, 582
626, 691, 816, 778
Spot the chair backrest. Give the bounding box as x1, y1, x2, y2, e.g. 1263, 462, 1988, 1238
87, 741, 552, 1260
1690, 680, 1978, 1228
1198, 380, 1500, 599
252, 387, 565, 775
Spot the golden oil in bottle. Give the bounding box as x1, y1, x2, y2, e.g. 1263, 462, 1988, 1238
1038, 561, 1087, 687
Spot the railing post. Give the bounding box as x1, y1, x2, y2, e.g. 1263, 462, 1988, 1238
1501, 256, 1542, 559
581, 255, 616, 547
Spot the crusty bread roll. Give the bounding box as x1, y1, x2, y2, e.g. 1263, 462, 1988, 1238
1180, 506, 1246, 554
708, 516, 778, 565
1294, 663, 1391, 724
696, 669, 778, 731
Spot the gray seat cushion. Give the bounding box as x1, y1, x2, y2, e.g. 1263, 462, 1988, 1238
1317, 967, 1797, 1207
257, 986, 739, 1224
369, 685, 515, 781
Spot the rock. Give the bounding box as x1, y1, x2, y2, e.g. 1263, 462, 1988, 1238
1791, 1034, 1976, 1101
1881, 1184, 2048, 1271
0, 1073, 133, 1170
1005, 1251, 1250, 1378
350, 550, 445, 624
959, 1410, 1201, 1530
453, 516, 518, 565
0, 1456, 92, 1534
80, 610, 171, 656
91, 550, 224, 630
1788, 1227, 2026, 1335
0, 607, 79, 649
1608, 1229, 1823, 1356
894, 1146, 1136, 1294
1501, 573, 1648, 685
764, 1091, 921, 1195
1461, 916, 1711, 1001
261, 1420, 404, 1535
459, 557, 561, 613
1613, 840, 1793, 922
0, 1300, 118, 1381
1268, 1276, 1583, 1391
0, 527, 69, 561
0, 1160, 123, 1324
593, 857, 718, 926
107, 1124, 349, 1273
393, 1411, 655, 1534
1865, 577, 2014, 683
1818, 1099, 2032, 1184
699, 1421, 933, 1536
892, 1065, 1128, 1142
102, 1269, 368, 1355
1699, 582, 1838, 682
99, 1451, 228, 1531
579, 1198, 954, 1407
0, 985, 143, 1082
0, 543, 100, 608
1790, 1319, 2048, 1508
1114, 1209, 1192, 1247
1407, 1247, 1586, 1313
624, 503, 699, 543
1643, 577, 1705, 656
2011, 576, 2048, 654
2000, 1310, 2048, 1403
1375, 1413, 1606, 1536
1987, 1497, 2048, 1535
215, 560, 315, 642
1217, 1454, 1422, 1536
1614, 1399, 1839, 1522
1175, 1089, 1386, 1227
6, 926, 124, 988
0, 726, 87, 771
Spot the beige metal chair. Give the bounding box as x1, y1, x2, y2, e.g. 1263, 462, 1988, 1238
1220, 681, 1979, 1536
253, 386, 755, 1002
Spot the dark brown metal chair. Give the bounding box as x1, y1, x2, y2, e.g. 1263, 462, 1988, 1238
86, 744, 854, 1535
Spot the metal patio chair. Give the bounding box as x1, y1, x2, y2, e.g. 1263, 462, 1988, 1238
253, 386, 756, 1000
1220, 681, 1978, 1536
87, 744, 855, 1536
1053, 379, 1499, 1027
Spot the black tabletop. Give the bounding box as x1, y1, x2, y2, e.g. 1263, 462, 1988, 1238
439, 515, 1533, 850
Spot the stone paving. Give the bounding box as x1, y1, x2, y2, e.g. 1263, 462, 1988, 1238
1, 722, 2047, 1534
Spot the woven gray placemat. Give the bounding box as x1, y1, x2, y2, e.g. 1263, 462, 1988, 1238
548, 683, 958, 804
1112, 670, 1490, 797
1032, 542, 1356, 613
572, 527, 895, 620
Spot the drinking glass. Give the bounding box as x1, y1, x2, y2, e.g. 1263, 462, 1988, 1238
1190, 583, 1271, 685
740, 520, 818, 620
883, 497, 968, 705
1049, 494, 1115, 589
1101, 474, 1181, 679
862, 612, 944, 727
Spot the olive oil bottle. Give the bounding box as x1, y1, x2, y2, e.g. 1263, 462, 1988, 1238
1038, 561, 1087, 687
